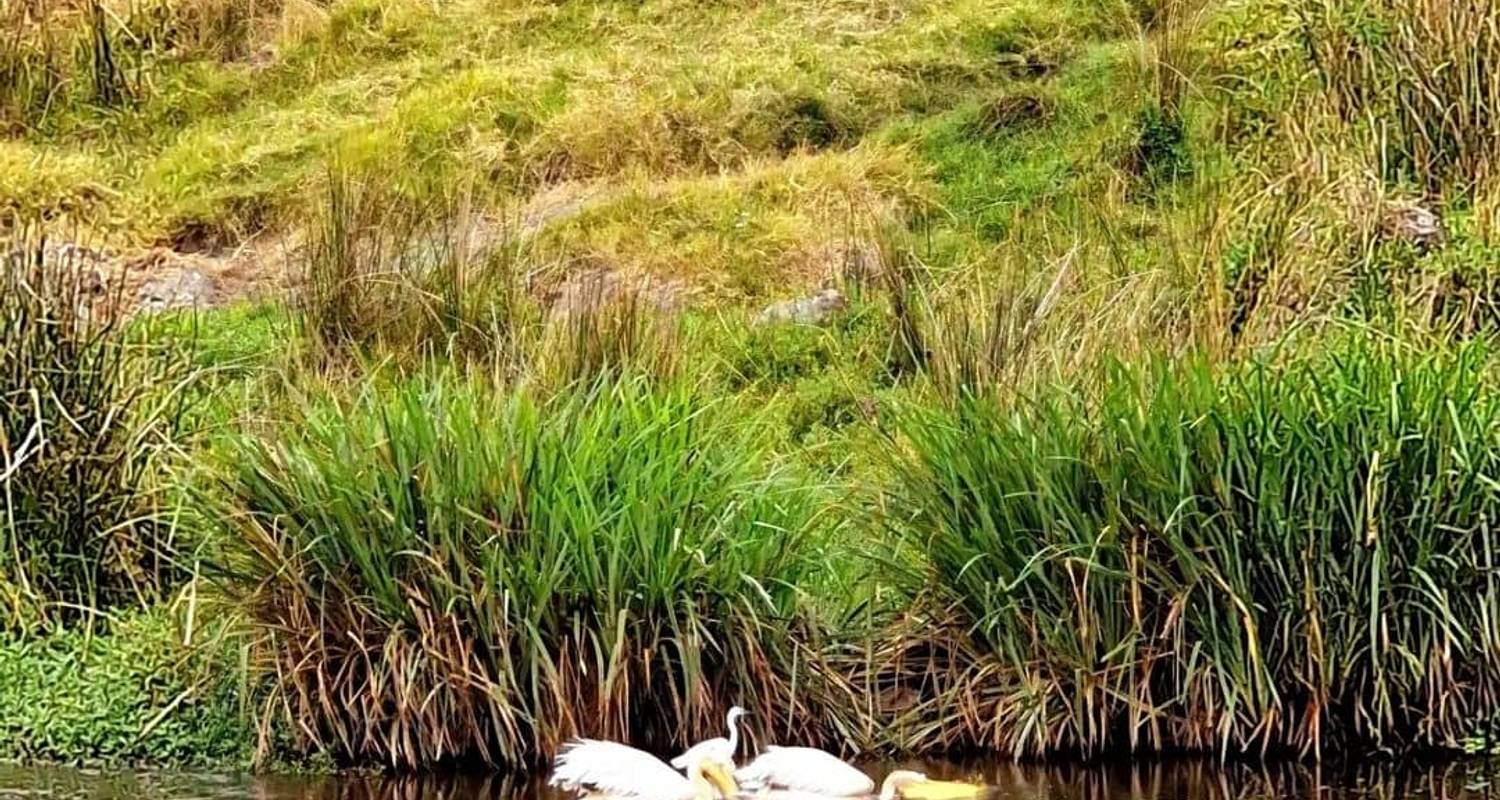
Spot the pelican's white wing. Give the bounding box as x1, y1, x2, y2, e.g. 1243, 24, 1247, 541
550, 739, 693, 800
670, 737, 733, 770
736, 747, 875, 796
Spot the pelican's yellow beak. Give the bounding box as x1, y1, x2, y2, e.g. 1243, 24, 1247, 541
702, 762, 739, 799
900, 780, 986, 800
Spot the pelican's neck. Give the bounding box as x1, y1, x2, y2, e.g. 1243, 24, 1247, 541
725, 710, 741, 753
879, 771, 924, 800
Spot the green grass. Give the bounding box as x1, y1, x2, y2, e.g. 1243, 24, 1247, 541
1, 0, 1145, 299
149, 301, 292, 375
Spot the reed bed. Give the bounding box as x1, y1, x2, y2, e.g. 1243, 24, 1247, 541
294, 172, 540, 370
0, 236, 195, 630
1296, 0, 1500, 196
0, 0, 148, 131
0, 0, 280, 132
881, 331, 1500, 758
216, 373, 846, 768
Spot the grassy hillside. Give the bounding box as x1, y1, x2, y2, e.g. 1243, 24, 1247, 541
6, 0, 1500, 771
3, 0, 1193, 304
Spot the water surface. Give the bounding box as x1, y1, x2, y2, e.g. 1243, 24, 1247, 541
0, 759, 1496, 800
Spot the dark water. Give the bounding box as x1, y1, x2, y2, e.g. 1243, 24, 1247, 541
1, 760, 1498, 800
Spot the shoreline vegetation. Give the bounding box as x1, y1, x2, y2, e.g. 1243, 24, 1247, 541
6, 0, 1500, 774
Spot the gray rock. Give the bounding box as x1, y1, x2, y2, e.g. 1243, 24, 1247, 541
1379, 203, 1446, 250
754, 288, 847, 326
136, 269, 216, 312
547, 269, 683, 318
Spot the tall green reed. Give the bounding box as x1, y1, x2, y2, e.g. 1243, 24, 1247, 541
881, 331, 1500, 758
215, 372, 844, 768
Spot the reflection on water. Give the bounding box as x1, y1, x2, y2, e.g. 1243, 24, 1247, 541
0, 760, 1497, 800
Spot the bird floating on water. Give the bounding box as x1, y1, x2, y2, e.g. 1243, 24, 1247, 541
736, 745, 875, 797
672, 706, 749, 768
550, 739, 739, 800
551, 711, 986, 800
881, 773, 989, 800
736, 747, 986, 800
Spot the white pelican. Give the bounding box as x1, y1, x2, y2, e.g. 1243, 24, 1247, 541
671, 706, 749, 769
735, 746, 874, 797
737, 748, 985, 800
881, 772, 988, 800
550, 739, 739, 800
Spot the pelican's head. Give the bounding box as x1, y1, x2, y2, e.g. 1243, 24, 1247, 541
879, 771, 930, 800
691, 755, 741, 800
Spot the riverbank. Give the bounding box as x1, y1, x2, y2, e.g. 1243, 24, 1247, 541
5, 307, 1500, 769
6, 0, 1500, 773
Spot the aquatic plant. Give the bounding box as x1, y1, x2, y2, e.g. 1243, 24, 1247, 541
0, 607, 251, 765
882, 331, 1500, 758
216, 373, 842, 768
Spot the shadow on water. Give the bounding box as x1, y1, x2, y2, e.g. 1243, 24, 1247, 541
1, 760, 1499, 800
875, 759, 1500, 800
0, 770, 548, 800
